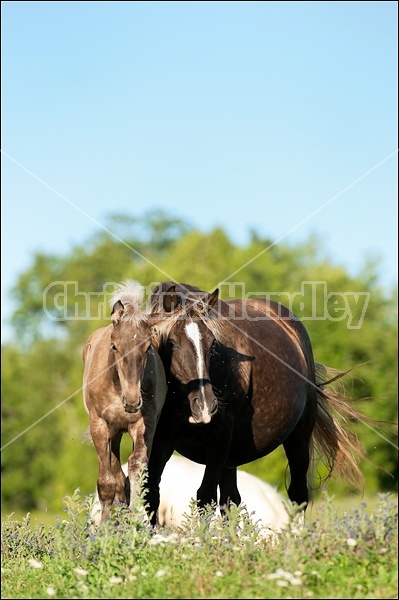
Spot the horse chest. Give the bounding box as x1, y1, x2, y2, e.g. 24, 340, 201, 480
102, 403, 141, 430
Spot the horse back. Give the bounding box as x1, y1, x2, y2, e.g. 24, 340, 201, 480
222, 297, 316, 376
82, 326, 111, 364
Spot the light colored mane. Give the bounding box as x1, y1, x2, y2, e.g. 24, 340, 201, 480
109, 280, 146, 321
154, 300, 226, 344
191, 302, 225, 341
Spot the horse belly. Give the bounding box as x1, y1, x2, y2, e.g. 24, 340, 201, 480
175, 438, 208, 465
226, 388, 309, 465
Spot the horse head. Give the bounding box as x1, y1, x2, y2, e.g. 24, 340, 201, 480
110, 287, 153, 414
150, 282, 222, 425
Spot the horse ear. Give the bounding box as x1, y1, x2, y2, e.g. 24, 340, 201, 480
163, 286, 180, 313
111, 300, 124, 324
207, 288, 219, 309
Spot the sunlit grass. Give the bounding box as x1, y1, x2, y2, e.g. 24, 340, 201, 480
3, 492, 396, 529
2, 482, 397, 599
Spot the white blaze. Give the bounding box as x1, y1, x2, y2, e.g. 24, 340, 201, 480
185, 322, 205, 381
185, 321, 211, 423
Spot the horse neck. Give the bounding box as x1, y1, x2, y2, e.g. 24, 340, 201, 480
107, 350, 120, 387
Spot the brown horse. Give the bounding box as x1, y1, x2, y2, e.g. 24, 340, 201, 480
82, 280, 167, 523
145, 281, 367, 525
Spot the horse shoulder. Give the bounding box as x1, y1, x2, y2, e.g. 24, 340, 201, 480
153, 349, 167, 415
142, 347, 167, 417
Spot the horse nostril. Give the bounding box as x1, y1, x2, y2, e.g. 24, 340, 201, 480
190, 397, 203, 412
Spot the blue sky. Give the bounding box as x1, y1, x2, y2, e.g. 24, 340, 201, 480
2, 1, 398, 340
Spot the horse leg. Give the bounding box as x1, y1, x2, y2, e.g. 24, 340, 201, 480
146, 439, 176, 526
126, 417, 152, 508
90, 415, 117, 522
283, 396, 317, 509
110, 432, 127, 505
283, 435, 310, 508
219, 466, 241, 516
196, 416, 234, 510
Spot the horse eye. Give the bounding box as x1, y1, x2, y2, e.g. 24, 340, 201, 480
167, 339, 175, 349
111, 343, 118, 352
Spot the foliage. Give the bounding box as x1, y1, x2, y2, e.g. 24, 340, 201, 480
1, 209, 397, 516
1, 491, 397, 599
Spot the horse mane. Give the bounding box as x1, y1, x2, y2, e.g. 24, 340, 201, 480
190, 303, 225, 341
148, 281, 226, 343
151, 298, 226, 345
109, 280, 146, 321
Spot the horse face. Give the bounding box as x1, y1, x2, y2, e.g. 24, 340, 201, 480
167, 317, 218, 424
111, 301, 153, 414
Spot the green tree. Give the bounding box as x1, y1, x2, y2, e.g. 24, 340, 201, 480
1, 210, 397, 516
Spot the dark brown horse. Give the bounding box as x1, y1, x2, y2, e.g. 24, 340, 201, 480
83, 280, 167, 524
146, 281, 367, 525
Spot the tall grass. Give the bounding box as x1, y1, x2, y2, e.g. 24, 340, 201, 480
1, 480, 397, 599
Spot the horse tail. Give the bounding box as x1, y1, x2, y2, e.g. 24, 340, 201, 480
311, 362, 370, 491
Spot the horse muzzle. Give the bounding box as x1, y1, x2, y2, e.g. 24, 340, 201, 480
188, 391, 218, 424
122, 394, 143, 414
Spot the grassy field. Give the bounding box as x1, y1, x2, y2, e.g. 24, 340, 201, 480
1, 487, 397, 599
2, 489, 393, 529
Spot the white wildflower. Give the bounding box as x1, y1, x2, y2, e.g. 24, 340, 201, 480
28, 559, 43, 569
156, 569, 166, 577
346, 537, 357, 547
109, 576, 123, 584
267, 568, 302, 586
216, 571, 223, 577
311, 570, 320, 578
74, 567, 88, 576
149, 532, 178, 546
149, 534, 168, 545
130, 565, 139, 573
46, 587, 56, 596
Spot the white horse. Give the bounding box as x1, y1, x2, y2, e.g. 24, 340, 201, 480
90, 453, 289, 535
